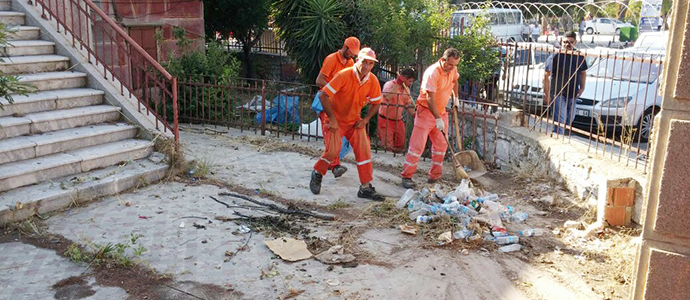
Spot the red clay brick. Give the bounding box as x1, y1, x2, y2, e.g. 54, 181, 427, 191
644, 249, 690, 300
605, 206, 627, 226
606, 188, 615, 206
613, 187, 635, 207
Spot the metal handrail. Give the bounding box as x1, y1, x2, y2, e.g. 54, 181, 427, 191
30, 0, 179, 145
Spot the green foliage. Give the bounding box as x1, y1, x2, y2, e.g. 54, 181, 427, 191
66, 233, 147, 267
357, 0, 451, 68
272, 0, 347, 81
0, 23, 35, 109
445, 10, 500, 84
625, 0, 643, 26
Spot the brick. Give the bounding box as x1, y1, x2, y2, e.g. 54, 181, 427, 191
656, 120, 690, 237
605, 206, 627, 226
644, 249, 690, 300
613, 187, 635, 207
606, 187, 615, 206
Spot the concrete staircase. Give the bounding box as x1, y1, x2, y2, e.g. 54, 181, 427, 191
0, 0, 169, 224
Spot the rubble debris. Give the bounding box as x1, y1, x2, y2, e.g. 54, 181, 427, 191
193, 222, 206, 230
437, 231, 452, 244
260, 262, 280, 279
535, 195, 554, 205
219, 192, 335, 220
315, 245, 355, 264
238, 225, 251, 234
461, 249, 470, 255
179, 222, 185, 228
265, 237, 313, 262
398, 224, 419, 235
564, 220, 583, 230
326, 279, 340, 286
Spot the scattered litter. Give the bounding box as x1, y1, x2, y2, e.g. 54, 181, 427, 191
520, 229, 545, 237
564, 220, 582, 230
342, 261, 359, 268
179, 221, 185, 228
495, 236, 520, 245
461, 249, 470, 255
238, 225, 251, 234
260, 262, 280, 279
437, 231, 452, 244
326, 279, 340, 286
265, 237, 313, 262
315, 245, 355, 264
399, 224, 420, 235
279, 289, 305, 300
498, 244, 522, 253
125, 201, 132, 207
138, 215, 149, 219
535, 195, 554, 205
193, 222, 206, 230
326, 265, 334, 272
201, 240, 208, 244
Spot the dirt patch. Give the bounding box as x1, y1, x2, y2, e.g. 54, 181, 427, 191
52, 276, 96, 300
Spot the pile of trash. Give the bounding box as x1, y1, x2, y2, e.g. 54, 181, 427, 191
396, 180, 542, 253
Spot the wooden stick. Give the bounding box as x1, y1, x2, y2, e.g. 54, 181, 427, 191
218, 192, 336, 221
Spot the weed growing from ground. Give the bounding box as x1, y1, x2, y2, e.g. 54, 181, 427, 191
66, 233, 147, 267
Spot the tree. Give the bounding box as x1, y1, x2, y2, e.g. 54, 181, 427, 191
203, 0, 270, 78
272, 0, 347, 81
356, 0, 451, 72
0, 24, 34, 108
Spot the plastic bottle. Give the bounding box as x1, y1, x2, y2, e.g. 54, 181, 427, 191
492, 231, 509, 237
397, 189, 419, 209
407, 200, 427, 212
453, 229, 473, 240
408, 209, 429, 220
511, 212, 529, 223
495, 236, 520, 245
443, 195, 458, 204
416, 215, 440, 224
519, 229, 545, 237
459, 205, 479, 216
498, 244, 522, 253
441, 201, 460, 212
477, 193, 499, 203
488, 212, 504, 228
433, 184, 447, 200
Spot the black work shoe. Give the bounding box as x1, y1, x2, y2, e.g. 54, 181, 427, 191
358, 185, 384, 201
401, 178, 416, 189
427, 178, 438, 184
310, 170, 323, 194
332, 165, 348, 178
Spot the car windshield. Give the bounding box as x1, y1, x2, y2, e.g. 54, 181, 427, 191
586, 52, 662, 83
512, 48, 552, 66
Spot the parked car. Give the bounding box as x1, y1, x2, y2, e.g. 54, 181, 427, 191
573, 50, 664, 142
584, 18, 635, 35
631, 31, 669, 52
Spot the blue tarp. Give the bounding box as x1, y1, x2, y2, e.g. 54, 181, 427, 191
255, 94, 301, 125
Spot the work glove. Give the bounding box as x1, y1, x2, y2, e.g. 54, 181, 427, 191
435, 118, 445, 132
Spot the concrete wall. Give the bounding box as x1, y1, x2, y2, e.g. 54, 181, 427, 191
460, 110, 647, 224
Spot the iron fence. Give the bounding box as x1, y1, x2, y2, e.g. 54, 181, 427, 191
225, 29, 287, 56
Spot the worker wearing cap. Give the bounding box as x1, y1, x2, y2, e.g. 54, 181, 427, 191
377, 68, 416, 153
311, 37, 361, 178
310, 48, 384, 201
400, 48, 461, 189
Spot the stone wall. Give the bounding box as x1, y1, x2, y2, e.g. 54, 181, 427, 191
460, 110, 647, 224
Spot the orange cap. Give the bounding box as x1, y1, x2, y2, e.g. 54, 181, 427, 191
344, 37, 360, 54
357, 47, 378, 62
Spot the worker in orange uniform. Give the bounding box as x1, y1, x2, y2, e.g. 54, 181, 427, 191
377, 68, 416, 153
311, 37, 361, 179
310, 48, 384, 201
400, 48, 461, 189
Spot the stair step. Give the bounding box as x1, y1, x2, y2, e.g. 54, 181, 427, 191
1, 40, 55, 56
7, 26, 40, 40
0, 105, 121, 139
0, 139, 153, 192
0, 55, 69, 75
0, 153, 168, 224
0, 88, 105, 117
18, 71, 87, 91
0, 123, 137, 164
0, 11, 24, 26
0, 0, 11, 11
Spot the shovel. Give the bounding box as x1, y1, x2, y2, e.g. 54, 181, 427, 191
450, 93, 488, 179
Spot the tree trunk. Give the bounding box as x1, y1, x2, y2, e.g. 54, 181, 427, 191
243, 44, 253, 79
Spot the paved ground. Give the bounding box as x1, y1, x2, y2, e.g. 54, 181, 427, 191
0, 126, 634, 300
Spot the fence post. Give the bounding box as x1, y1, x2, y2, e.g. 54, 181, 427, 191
172, 77, 179, 149
260, 80, 267, 136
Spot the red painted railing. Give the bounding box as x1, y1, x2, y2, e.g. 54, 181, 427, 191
29, 0, 179, 144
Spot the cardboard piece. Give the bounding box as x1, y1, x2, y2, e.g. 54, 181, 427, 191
265, 237, 313, 262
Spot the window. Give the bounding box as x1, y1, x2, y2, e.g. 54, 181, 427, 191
505, 12, 517, 25
600, 19, 611, 24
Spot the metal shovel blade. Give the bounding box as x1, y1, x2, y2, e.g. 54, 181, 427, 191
454, 150, 487, 179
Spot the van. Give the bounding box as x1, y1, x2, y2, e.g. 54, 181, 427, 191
451, 8, 525, 42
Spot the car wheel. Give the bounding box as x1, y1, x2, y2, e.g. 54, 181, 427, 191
636, 107, 659, 142
615, 28, 620, 35
586, 27, 594, 35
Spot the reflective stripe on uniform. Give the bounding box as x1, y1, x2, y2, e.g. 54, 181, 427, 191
431, 161, 443, 166
356, 159, 372, 166
325, 83, 336, 94
319, 157, 332, 164
404, 161, 417, 167
432, 151, 445, 156
408, 151, 422, 158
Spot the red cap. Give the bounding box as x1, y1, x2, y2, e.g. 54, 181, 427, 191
344, 37, 360, 54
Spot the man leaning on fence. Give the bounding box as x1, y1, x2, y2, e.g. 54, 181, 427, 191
377, 68, 416, 153
310, 48, 384, 201
311, 37, 361, 179
543, 31, 588, 135
400, 48, 460, 189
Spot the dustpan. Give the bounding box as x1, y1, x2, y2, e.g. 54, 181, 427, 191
455, 150, 487, 178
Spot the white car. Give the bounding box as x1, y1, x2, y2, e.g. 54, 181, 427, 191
584, 18, 635, 35
573, 50, 664, 142
631, 31, 669, 52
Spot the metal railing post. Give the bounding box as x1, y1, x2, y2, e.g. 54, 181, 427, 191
260, 80, 267, 135
172, 77, 179, 147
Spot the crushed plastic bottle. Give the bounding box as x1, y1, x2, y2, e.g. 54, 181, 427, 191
433, 184, 447, 200
408, 208, 429, 220
416, 215, 440, 224
397, 189, 419, 209
510, 212, 529, 223
477, 193, 499, 203
443, 195, 458, 204
495, 236, 520, 245
441, 201, 460, 212
498, 244, 522, 253
459, 205, 479, 216
453, 229, 473, 240
492, 231, 509, 237
519, 229, 545, 237
452, 180, 472, 201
